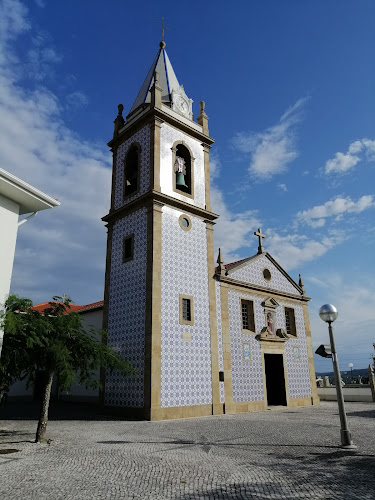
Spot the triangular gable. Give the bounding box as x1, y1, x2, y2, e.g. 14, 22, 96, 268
227, 252, 302, 296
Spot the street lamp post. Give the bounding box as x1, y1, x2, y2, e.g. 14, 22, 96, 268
319, 304, 356, 449
348, 362, 353, 382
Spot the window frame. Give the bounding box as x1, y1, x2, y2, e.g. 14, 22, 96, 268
240, 298, 256, 334
122, 233, 134, 263
179, 294, 194, 325
284, 306, 297, 337
123, 142, 141, 200
172, 141, 195, 199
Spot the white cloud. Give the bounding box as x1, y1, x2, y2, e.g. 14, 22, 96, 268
297, 195, 374, 227
26, 33, 62, 81
233, 97, 308, 181
211, 187, 260, 262
325, 138, 375, 174
0, 1, 111, 304
278, 183, 287, 192
66, 90, 89, 109
265, 230, 346, 270
308, 275, 375, 370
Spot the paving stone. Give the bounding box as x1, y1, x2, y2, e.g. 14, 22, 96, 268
0, 402, 374, 499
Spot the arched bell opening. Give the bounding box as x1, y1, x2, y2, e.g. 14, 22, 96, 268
173, 143, 193, 196
123, 143, 141, 198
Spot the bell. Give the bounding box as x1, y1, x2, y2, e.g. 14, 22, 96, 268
176, 172, 188, 188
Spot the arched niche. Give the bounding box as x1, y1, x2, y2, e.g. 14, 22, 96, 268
171, 141, 195, 199
123, 142, 141, 198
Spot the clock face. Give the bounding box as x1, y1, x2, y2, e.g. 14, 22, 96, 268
175, 96, 189, 114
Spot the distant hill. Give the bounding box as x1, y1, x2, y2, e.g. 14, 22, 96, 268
316, 368, 370, 378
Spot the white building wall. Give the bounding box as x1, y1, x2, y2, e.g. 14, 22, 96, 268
0, 194, 20, 351
160, 206, 212, 408
105, 208, 148, 407
159, 123, 205, 209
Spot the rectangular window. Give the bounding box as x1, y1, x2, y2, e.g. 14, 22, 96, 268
179, 294, 194, 325
122, 234, 134, 263
241, 299, 255, 332
285, 307, 297, 336
182, 298, 191, 321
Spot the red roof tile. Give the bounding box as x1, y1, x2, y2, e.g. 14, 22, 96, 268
32, 300, 103, 314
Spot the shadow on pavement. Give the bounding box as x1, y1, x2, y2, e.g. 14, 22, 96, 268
0, 399, 141, 421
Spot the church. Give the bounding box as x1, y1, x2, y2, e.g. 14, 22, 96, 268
101, 40, 319, 420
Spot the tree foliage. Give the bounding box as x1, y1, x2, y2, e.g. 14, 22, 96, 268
0, 295, 134, 442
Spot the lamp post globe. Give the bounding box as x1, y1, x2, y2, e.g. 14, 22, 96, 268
318, 303, 355, 448
319, 304, 338, 323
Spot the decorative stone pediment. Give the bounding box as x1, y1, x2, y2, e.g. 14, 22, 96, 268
171, 85, 193, 120
262, 297, 279, 309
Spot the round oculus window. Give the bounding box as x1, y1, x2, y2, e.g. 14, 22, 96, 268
263, 268, 271, 281
179, 214, 192, 231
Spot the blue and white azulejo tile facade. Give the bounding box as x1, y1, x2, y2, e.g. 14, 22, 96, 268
105, 208, 148, 407
160, 206, 212, 408
279, 302, 312, 399
230, 255, 300, 295
227, 290, 265, 403
114, 126, 150, 210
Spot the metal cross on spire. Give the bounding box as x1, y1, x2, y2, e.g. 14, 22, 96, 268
156, 17, 169, 42
254, 228, 266, 254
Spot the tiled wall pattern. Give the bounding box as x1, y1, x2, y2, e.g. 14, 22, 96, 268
215, 280, 225, 403
114, 126, 150, 210
230, 255, 300, 296
228, 291, 265, 402
160, 206, 212, 407
277, 302, 312, 399
227, 287, 312, 403
105, 208, 148, 407
159, 123, 205, 209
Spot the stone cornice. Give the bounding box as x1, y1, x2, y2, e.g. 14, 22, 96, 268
102, 190, 219, 224
216, 275, 311, 302
108, 106, 215, 150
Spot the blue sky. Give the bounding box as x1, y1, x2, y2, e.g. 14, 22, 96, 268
2, 0, 374, 371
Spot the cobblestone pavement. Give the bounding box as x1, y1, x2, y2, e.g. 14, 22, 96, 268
0, 401, 374, 499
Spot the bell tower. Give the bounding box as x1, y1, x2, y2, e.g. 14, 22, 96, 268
102, 41, 222, 420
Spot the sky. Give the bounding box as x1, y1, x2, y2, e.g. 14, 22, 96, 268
1, 0, 375, 372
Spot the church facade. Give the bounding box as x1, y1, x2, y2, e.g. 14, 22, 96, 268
102, 41, 319, 420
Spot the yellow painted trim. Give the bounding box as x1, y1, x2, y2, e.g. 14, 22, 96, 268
150, 404, 213, 421
220, 284, 235, 413
206, 223, 222, 415
302, 303, 320, 405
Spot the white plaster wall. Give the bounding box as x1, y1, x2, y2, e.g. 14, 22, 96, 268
160, 206, 212, 407
159, 123, 205, 209
0, 194, 20, 352
318, 387, 373, 402
105, 208, 148, 408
